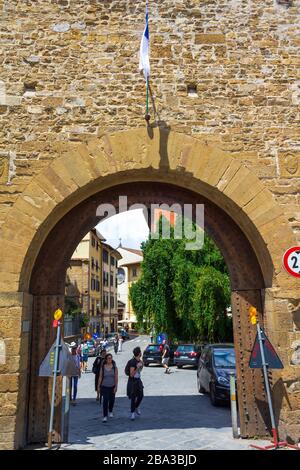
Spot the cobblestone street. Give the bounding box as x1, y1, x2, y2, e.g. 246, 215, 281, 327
61, 336, 268, 450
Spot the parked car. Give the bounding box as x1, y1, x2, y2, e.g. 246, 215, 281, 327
105, 333, 117, 345
143, 343, 176, 367
174, 344, 202, 369
118, 329, 130, 341
197, 344, 236, 405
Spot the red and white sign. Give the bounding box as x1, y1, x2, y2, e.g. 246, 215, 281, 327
283, 246, 300, 278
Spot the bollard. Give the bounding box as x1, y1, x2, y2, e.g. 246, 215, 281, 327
230, 372, 239, 438
63, 376, 70, 443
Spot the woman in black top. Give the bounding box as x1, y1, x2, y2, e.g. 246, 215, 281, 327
126, 346, 144, 420
93, 348, 107, 401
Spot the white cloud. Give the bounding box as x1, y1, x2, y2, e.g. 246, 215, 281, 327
96, 209, 149, 249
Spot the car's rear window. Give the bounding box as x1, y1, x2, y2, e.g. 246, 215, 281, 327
146, 345, 161, 352
213, 348, 235, 368
177, 345, 195, 352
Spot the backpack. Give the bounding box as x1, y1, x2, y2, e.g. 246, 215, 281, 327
82, 343, 89, 355
125, 358, 136, 377
92, 357, 101, 374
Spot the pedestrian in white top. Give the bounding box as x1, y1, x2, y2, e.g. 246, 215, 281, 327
118, 335, 123, 352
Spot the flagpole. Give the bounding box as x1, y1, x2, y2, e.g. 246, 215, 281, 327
146, 77, 149, 120
145, 0, 150, 123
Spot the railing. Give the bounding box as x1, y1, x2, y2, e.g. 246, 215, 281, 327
63, 315, 81, 337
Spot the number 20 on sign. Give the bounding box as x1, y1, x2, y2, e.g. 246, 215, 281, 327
283, 246, 300, 278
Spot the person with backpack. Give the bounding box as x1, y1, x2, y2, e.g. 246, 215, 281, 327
92, 348, 106, 401
97, 353, 118, 423
125, 346, 144, 421
80, 340, 89, 373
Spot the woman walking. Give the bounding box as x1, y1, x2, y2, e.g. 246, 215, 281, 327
70, 342, 81, 405
97, 353, 118, 423
118, 335, 123, 352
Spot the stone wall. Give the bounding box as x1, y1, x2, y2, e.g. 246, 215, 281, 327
66, 259, 89, 312
0, 1, 299, 233
0, 0, 300, 447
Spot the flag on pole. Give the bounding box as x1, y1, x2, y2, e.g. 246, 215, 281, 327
139, 1, 150, 81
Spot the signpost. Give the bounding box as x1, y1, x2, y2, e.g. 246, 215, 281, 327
248, 306, 299, 450
38, 308, 80, 449
283, 246, 300, 278
48, 308, 62, 449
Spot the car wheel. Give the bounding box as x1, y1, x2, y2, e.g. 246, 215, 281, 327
197, 376, 206, 394
210, 384, 220, 406
144, 362, 149, 367
177, 365, 182, 369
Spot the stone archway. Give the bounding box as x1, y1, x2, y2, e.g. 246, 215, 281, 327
0, 127, 298, 449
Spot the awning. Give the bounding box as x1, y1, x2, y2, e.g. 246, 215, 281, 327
117, 319, 137, 324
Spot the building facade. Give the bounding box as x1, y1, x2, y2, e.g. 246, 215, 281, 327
66, 230, 121, 334
118, 247, 143, 328
66, 229, 104, 334
101, 242, 122, 333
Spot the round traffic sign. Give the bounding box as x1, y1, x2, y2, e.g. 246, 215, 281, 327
54, 308, 63, 320
283, 247, 300, 278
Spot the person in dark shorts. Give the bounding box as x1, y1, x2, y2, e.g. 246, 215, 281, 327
126, 346, 144, 421
161, 339, 171, 374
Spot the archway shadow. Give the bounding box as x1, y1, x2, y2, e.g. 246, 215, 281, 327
68, 394, 232, 446
146, 120, 171, 171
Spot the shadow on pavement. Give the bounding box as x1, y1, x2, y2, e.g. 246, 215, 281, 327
68, 393, 232, 446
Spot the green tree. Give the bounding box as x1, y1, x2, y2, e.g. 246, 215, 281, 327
64, 296, 81, 318
192, 266, 231, 342
130, 216, 232, 343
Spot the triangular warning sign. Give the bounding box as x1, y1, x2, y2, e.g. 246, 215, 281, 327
249, 329, 283, 369
39, 340, 80, 377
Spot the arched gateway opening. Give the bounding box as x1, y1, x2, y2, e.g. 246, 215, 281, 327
1, 128, 297, 448
28, 180, 271, 443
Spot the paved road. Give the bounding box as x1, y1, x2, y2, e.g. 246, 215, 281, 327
62, 336, 268, 450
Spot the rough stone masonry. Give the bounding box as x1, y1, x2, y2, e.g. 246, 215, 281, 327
0, 0, 299, 448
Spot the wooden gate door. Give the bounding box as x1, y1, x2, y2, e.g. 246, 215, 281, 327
232, 289, 270, 438
27, 295, 64, 444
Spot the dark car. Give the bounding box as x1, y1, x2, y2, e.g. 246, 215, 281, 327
197, 344, 236, 405
118, 329, 130, 341
105, 333, 118, 345
143, 343, 175, 367
174, 344, 202, 369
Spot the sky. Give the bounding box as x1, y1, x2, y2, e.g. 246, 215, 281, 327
95, 209, 150, 249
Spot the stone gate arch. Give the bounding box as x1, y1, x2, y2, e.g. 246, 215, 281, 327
0, 127, 298, 449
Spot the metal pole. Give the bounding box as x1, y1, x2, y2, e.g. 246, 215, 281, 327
256, 321, 278, 445
63, 376, 70, 443
146, 77, 149, 116
230, 372, 239, 438
48, 321, 62, 448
